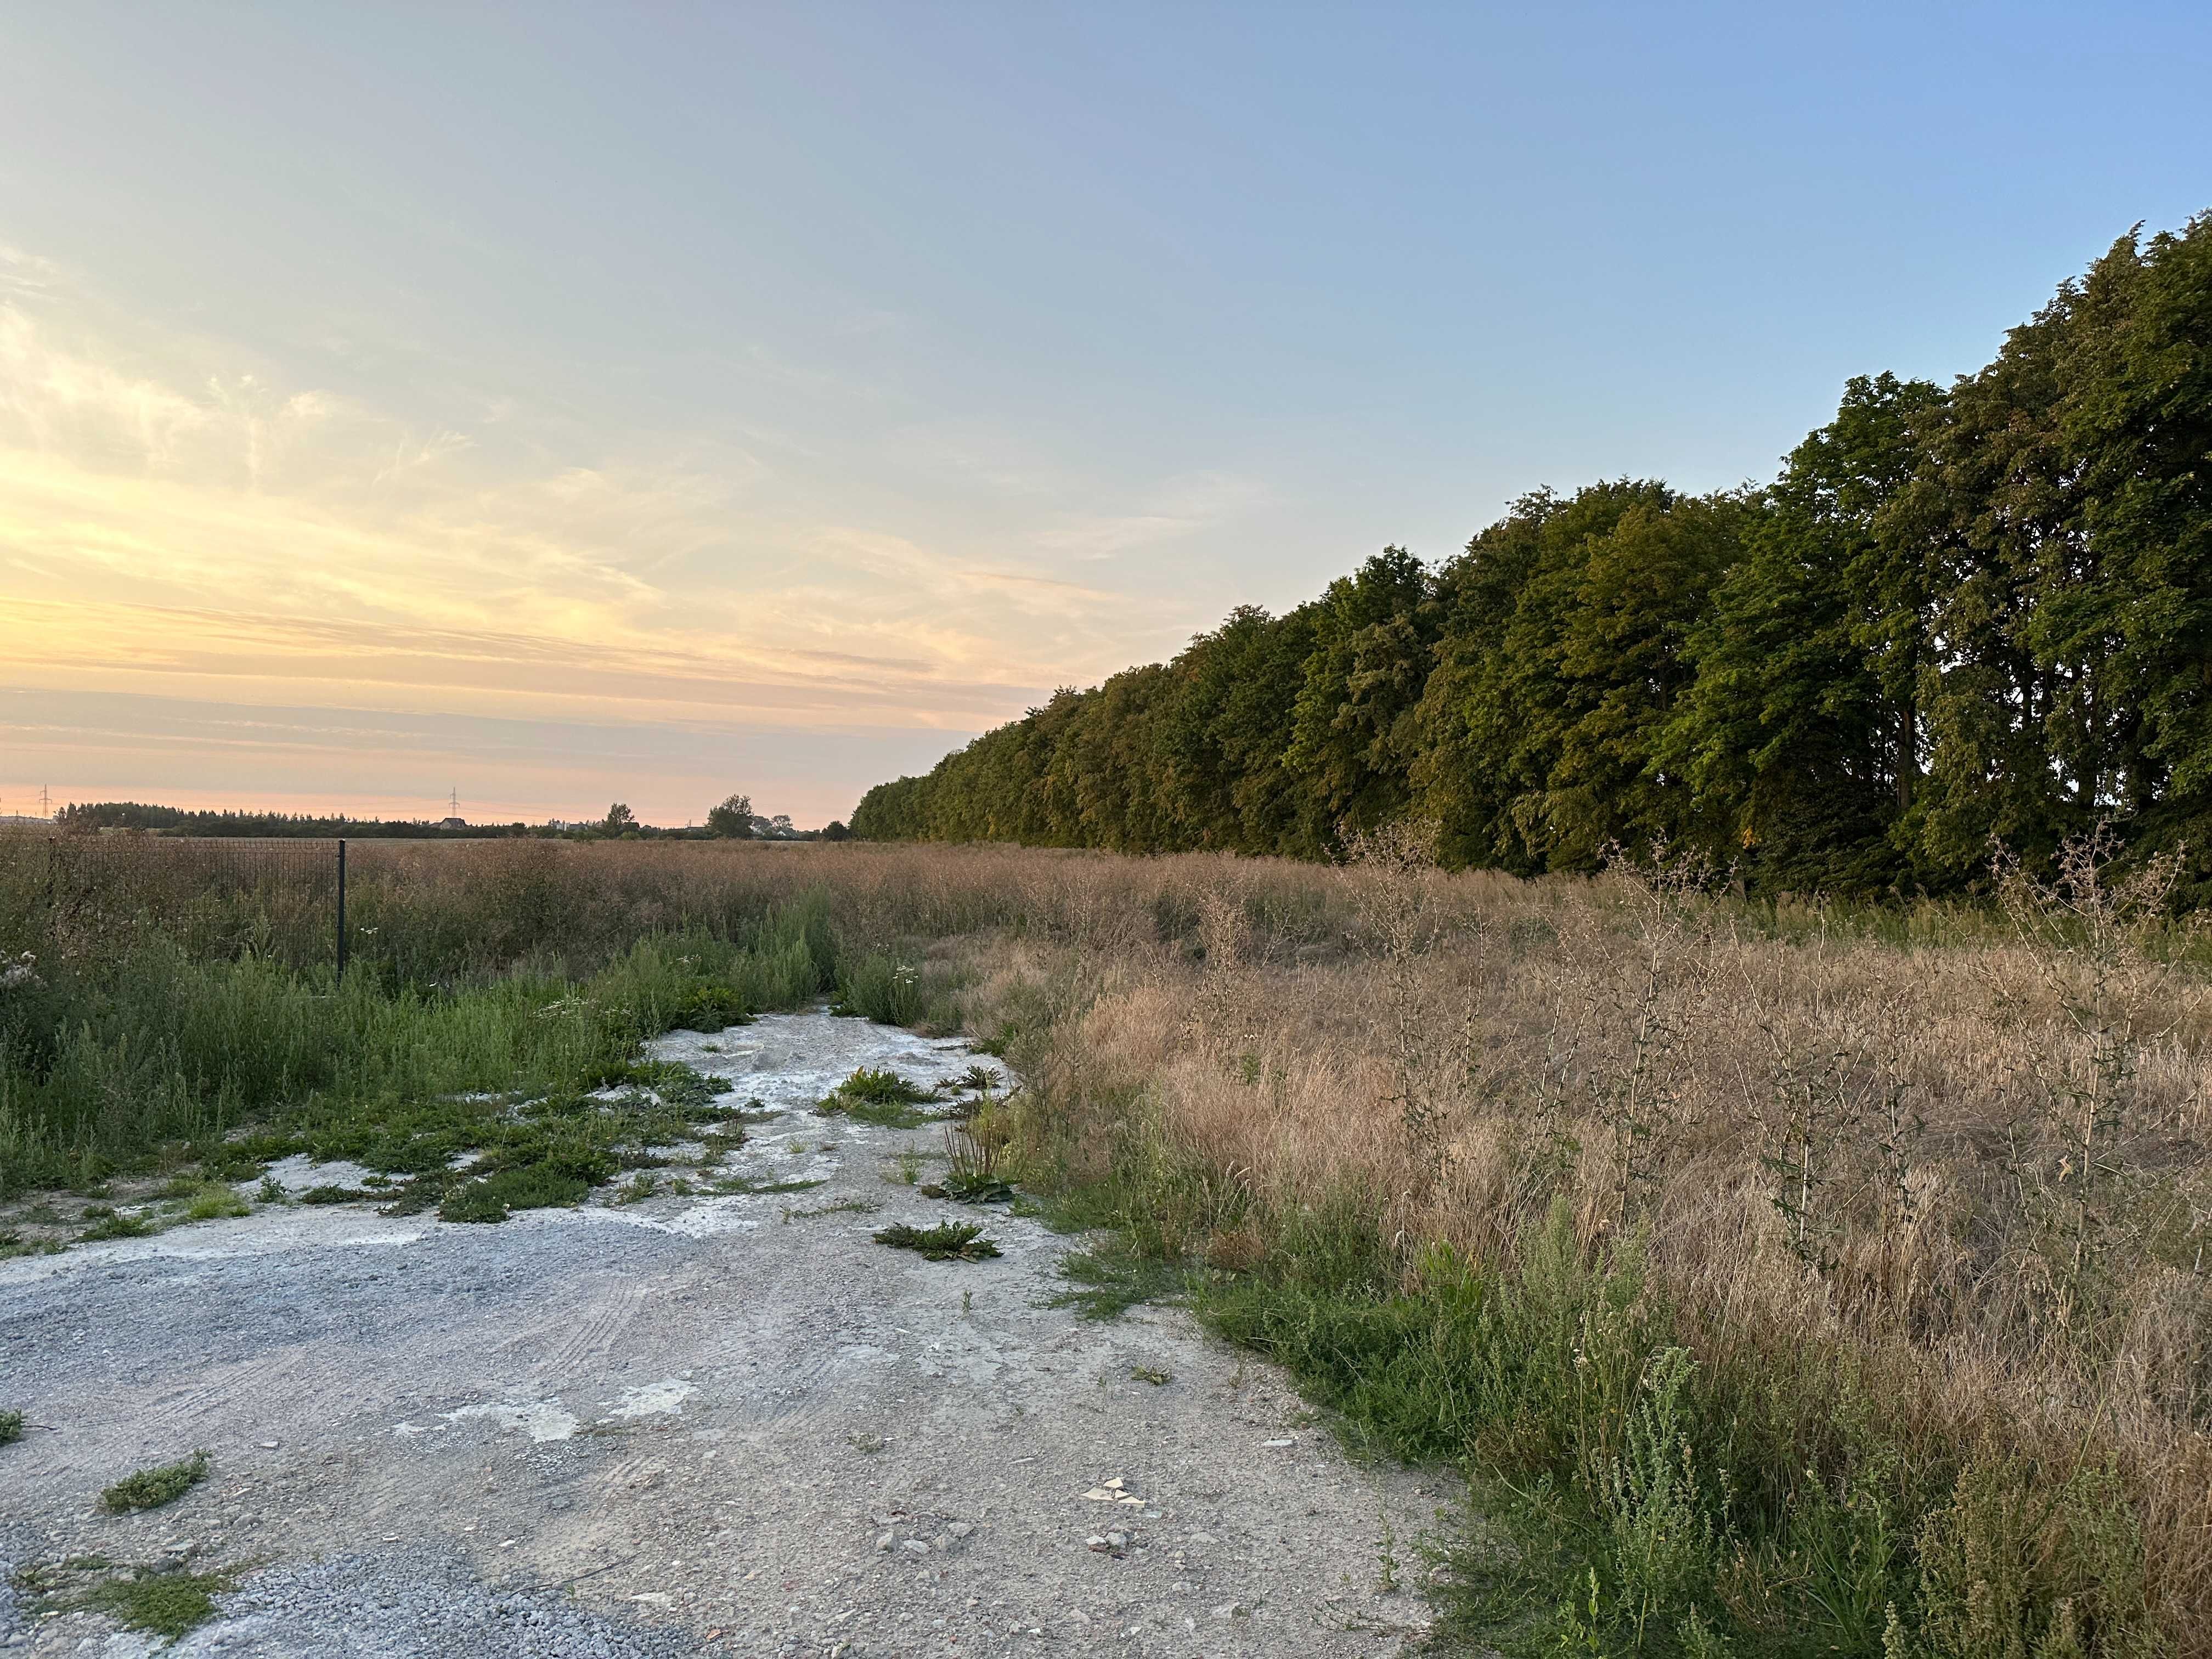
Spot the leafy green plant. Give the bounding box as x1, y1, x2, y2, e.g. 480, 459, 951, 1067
78, 1207, 152, 1242
873, 1220, 1000, 1261
0, 1408, 24, 1444
100, 1452, 210, 1514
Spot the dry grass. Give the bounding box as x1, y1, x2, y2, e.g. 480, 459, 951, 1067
899, 834, 2212, 1652
5, 831, 2207, 1647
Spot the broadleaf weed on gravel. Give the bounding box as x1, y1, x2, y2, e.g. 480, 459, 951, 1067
873, 1220, 1001, 1262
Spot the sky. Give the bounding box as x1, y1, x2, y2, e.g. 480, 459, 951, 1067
3, 3, 2209, 829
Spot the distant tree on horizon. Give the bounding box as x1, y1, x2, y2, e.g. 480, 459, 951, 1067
603, 803, 636, 834
706, 793, 754, 838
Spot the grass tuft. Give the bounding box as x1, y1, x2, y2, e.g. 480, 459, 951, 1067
184, 1185, 249, 1221
1047, 1243, 1187, 1319
77, 1206, 153, 1242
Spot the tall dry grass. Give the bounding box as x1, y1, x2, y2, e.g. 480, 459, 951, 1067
5, 830, 2207, 1647
912, 833, 2212, 1653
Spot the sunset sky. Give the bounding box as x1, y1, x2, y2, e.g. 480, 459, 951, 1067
5, 3, 2209, 827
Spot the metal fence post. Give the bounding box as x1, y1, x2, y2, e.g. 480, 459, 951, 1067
336, 838, 348, 981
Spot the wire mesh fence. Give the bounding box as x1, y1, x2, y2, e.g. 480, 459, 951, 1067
10, 834, 349, 974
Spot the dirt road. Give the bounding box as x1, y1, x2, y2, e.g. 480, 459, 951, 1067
1, 1012, 1443, 1656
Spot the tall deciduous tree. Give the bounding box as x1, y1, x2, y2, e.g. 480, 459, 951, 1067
706, 793, 754, 838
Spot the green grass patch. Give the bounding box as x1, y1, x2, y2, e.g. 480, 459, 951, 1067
713, 1175, 826, 1195
298, 1184, 371, 1205
182, 1184, 249, 1221
77, 1567, 238, 1643
100, 1451, 210, 1514
1047, 1242, 1187, 1319
77, 1206, 153, 1242
826, 1097, 932, 1128
785, 1197, 879, 1220
0, 1407, 23, 1444
1, 896, 837, 1195
814, 1066, 940, 1128
874, 1220, 1001, 1261
609, 1058, 735, 1111
830, 952, 964, 1028
843, 1066, 936, 1104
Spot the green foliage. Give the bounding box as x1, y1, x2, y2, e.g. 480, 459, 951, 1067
1018, 1169, 2164, 1658
77, 1206, 153, 1241
706, 792, 754, 838
815, 1065, 939, 1127
0, 893, 835, 1193
1047, 1242, 1187, 1318
100, 1451, 210, 1514
872, 1220, 1000, 1261
297, 1184, 369, 1205
0, 1407, 22, 1444
1903, 1449, 2164, 1659
182, 1184, 250, 1221
614, 1059, 735, 1110
76, 1568, 236, 1642
840, 1066, 934, 1105
854, 210, 2212, 905
831, 952, 963, 1028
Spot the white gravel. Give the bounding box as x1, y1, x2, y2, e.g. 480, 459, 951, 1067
0, 1010, 1444, 1657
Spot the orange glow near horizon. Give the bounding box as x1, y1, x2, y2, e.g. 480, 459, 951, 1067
2, 278, 1218, 827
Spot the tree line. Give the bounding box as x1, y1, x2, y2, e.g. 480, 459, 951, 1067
854, 213, 2212, 901
54, 797, 853, 842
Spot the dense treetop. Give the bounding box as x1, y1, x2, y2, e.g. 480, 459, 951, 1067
854, 213, 2212, 901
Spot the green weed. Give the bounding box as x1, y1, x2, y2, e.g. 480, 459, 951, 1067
298, 1184, 370, 1205
78, 1206, 153, 1242
76, 1567, 238, 1642
831, 952, 963, 1028
874, 1220, 1000, 1261
712, 1175, 825, 1195
100, 1452, 210, 1514
785, 1197, 879, 1221
0, 1408, 23, 1444
1, 895, 835, 1194
1048, 1243, 1186, 1319
183, 1184, 249, 1221
815, 1066, 938, 1127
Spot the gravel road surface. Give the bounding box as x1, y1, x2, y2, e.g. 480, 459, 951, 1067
1, 1011, 1444, 1656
